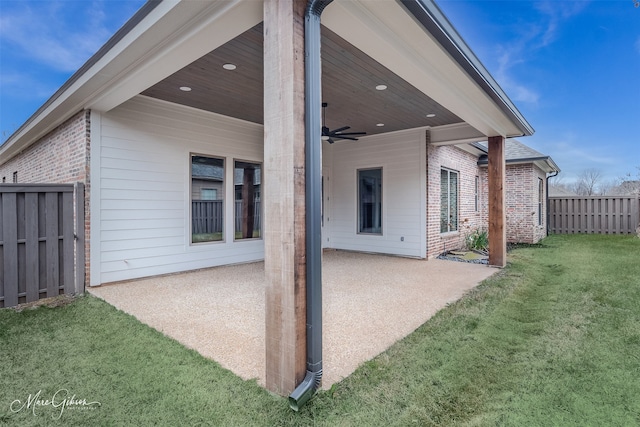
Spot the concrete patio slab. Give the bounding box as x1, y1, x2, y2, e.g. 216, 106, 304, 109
89, 251, 496, 389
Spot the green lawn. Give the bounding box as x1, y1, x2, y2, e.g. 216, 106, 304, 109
1, 234, 639, 426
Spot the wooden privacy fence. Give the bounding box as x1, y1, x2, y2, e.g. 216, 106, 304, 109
549, 196, 640, 235
234, 200, 262, 233
0, 183, 85, 308
192, 200, 262, 234
192, 200, 223, 234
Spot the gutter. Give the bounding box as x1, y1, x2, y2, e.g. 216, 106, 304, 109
288, 0, 334, 411
478, 155, 552, 166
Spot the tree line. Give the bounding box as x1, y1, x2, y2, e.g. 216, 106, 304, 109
551, 166, 640, 196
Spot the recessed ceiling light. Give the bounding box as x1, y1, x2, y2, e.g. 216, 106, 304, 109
179, 86, 192, 92
376, 123, 385, 127
375, 84, 387, 91
426, 113, 436, 118
223, 63, 237, 70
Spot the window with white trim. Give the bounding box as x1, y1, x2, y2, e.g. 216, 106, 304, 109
234, 160, 262, 240
358, 168, 382, 234
191, 155, 224, 243
538, 178, 544, 226
440, 168, 459, 233
474, 175, 480, 212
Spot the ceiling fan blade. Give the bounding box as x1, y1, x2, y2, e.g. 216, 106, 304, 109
331, 126, 351, 133
335, 131, 367, 136
328, 137, 335, 144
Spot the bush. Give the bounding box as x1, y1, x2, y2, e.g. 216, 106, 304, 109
466, 229, 488, 252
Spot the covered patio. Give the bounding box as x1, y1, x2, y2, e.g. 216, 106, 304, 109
89, 251, 496, 388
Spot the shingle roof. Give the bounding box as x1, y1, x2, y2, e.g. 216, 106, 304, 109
476, 139, 560, 173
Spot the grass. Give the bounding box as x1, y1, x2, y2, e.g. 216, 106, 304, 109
192, 232, 223, 243
192, 230, 261, 243
1, 234, 639, 426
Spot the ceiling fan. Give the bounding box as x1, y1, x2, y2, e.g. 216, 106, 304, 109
321, 102, 366, 144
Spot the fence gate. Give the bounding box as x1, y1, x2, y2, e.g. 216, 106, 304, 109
0, 183, 85, 309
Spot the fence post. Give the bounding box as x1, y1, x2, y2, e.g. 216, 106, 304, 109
75, 182, 86, 294
635, 197, 640, 233
2, 192, 19, 307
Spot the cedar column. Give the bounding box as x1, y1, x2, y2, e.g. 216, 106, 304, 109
488, 135, 506, 267
263, 0, 307, 395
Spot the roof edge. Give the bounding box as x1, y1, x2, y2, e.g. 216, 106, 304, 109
478, 155, 560, 173
400, 0, 534, 137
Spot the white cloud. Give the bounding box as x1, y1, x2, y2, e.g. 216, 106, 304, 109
0, 1, 114, 72
0, 70, 59, 100
487, 1, 589, 106
534, 1, 589, 48
494, 49, 539, 104
544, 136, 619, 183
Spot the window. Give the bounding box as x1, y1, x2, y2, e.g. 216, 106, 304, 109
2, 177, 5, 183
440, 168, 458, 233
538, 178, 544, 226
234, 160, 261, 240
191, 155, 224, 243
474, 176, 480, 212
12, 172, 17, 183
358, 168, 382, 234
201, 189, 217, 200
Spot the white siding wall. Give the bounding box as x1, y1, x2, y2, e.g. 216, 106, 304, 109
324, 128, 427, 258
91, 96, 264, 285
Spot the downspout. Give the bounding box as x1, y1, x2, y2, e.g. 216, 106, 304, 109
546, 170, 559, 236
288, 0, 334, 411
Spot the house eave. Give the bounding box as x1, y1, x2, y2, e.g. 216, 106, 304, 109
478, 156, 560, 174
0, 0, 263, 165
399, 0, 534, 138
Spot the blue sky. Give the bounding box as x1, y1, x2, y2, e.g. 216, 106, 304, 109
438, 0, 640, 184
1, 0, 638, 184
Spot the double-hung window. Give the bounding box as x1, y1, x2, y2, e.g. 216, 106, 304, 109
440, 168, 459, 233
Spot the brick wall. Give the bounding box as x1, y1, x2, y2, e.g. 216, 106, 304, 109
0, 109, 91, 285
480, 163, 547, 244
426, 133, 486, 258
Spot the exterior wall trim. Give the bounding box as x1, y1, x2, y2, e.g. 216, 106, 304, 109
89, 110, 102, 286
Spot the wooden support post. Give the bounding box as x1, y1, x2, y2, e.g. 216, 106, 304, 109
488, 135, 506, 267
263, 0, 307, 395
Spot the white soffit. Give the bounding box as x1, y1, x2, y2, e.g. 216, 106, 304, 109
89, 0, 263, 112
322, 0, 521, 138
